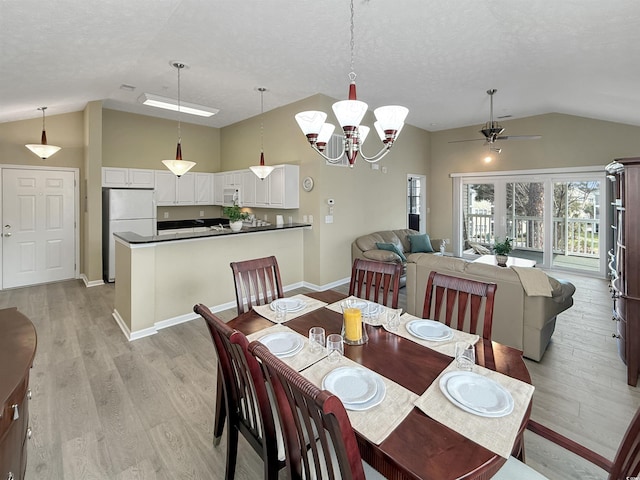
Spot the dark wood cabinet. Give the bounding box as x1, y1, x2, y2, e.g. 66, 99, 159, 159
0, 308, 37, 480
607, 157, 640, 386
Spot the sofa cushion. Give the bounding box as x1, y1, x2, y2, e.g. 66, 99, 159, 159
376, 242, 407, 262
408, 234, 434, 253
363, 249, 402, 263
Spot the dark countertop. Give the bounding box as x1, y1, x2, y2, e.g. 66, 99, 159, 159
114, 222, 311, 244
157, 217, 229, 230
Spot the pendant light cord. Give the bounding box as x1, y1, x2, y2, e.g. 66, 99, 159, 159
349, 0, 356, 82
177, 64, 182, 145
260, 88, 264, 154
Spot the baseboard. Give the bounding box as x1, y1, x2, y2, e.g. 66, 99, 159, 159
80, 274, 104, 288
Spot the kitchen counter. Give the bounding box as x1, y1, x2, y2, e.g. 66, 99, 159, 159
115, 222, 310, 244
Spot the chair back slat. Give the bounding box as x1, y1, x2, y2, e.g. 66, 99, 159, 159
611, 407, 640, 479
349, 258, 402, 308
231, 256, 284, 314
422, 271, 497, 341
249, 341, 367, 480
194, 304, 283, 479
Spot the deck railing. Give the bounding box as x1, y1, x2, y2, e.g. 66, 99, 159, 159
466, 213, 599, 257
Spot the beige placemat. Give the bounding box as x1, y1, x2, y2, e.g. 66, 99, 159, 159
253, 294, 328, 323
385, 312, 479, 357
248, 323, 327, 372
414, 361, 535, 458
301, 356, 418, 445
325, 295, 402, 324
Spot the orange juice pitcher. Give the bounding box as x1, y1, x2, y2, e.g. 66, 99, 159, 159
340, 299, 368, 345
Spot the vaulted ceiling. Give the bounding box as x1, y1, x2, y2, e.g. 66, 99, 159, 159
2, 0, 639, 133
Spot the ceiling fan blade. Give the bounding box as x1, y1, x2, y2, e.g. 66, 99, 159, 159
448, 138, 486, 144
495, 135, 542, 141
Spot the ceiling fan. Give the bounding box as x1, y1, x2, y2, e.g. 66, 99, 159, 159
450, 89, 541, 145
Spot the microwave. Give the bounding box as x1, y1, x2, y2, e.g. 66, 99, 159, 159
223, 187, 241, 206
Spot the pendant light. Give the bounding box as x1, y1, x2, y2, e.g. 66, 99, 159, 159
25, 107, 61, 159
249, 87, 274, 180
162, 62, 196, 177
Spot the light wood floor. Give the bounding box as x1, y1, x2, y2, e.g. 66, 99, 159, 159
1, 270, 637, 479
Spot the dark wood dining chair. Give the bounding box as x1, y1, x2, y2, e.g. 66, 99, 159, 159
349, 258, 402, 308
493, 408, 640, 479
230, 255, 284, 314
421, 271, 497, 341
194, 303, 284, 480
248, 340, 385, 480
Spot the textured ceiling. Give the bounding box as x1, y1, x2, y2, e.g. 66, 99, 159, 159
2, 0, 640, 133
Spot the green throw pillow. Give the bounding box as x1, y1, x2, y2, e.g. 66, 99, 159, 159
408, 234, 434, 253
375, 242, 407, 262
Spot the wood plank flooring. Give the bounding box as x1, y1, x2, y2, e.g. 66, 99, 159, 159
0, 270, 637, 479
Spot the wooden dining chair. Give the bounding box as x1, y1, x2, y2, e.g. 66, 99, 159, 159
493, 408, 640, 479
422, 271, 497, 341
349, 258, 402, 308
230, 255, 284, 314
248, 340, 385, 480
194, 303, 285, 480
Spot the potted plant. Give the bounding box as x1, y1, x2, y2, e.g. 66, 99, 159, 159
223, 204, 249, 232
493, 237, 512, 267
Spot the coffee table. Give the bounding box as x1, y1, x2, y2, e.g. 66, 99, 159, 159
473, 254, 536, 267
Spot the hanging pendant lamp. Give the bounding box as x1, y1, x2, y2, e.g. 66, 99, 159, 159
162, 62, 196, 177
249, 87, 275, 180
25, 107, 61, 159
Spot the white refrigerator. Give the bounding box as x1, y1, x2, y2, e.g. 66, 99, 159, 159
103, 188, 156, 282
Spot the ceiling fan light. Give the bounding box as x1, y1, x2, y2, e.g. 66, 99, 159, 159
332, 99, 368, 129
295, 111, 327, 136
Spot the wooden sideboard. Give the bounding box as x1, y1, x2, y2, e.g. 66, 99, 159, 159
0, 308, 37, 480
607, 157, 640, 386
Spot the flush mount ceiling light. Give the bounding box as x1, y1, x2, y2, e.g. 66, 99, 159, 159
139, 93, 219, 118
162, 62, 196, 177
249, 87, 275, 180
25, 107, 61, 159
294, 0, 408, 167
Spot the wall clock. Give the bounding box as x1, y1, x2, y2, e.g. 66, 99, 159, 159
302, 176, 314, 192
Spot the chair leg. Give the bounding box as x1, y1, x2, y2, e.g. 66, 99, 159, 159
225, 422, 239, 480
213, 370, 226, 447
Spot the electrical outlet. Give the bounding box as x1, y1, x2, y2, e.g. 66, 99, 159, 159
303, 215, 308, 222
199, 210, 204, 217
163, 212, 169, 219
325, 215, 333, 224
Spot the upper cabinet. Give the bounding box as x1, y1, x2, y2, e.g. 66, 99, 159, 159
195, 173, 214, 205
155, 171, 196, 206
238, 164, 299, 209
102, 167, 155, 188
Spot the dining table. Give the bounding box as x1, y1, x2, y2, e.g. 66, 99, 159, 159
227, 290, 532, 480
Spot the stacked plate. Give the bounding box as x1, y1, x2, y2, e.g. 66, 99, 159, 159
270, 298, 307, 313
350, 300, 383, 318
439, 371, 514, 417
322, 367, 386, 411
259, 332, 304, 358
406, 319, 453, 342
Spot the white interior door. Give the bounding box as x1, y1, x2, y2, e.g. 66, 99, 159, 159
2, 168, 76, 288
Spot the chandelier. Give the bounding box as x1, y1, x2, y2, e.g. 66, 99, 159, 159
162, 62, 196, 177
25, 107, 61, 159
249, 87, 275, 180
294, 0, 408, 167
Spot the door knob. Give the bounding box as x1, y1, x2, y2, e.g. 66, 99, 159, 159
3, 232, 11, 237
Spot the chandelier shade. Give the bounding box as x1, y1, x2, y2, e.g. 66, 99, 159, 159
294, 0, 408, 167
162, 61, 196, 177
25, 107, 61, 159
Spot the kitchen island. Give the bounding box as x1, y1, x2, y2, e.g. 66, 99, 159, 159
112, 223, 310, 340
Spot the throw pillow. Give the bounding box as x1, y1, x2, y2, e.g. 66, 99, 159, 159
469, 241, 491, 255
375, 242, 407, 262
408, 234, 434, 253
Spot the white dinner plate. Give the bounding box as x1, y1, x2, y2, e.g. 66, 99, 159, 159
343, 373, 386, 411
350, 300, 382, 318
406, 320, 453, 341
259, 332, 304, 358
270, 298, 307, 313
439, 371, 514, 417
322, 367, 378, 405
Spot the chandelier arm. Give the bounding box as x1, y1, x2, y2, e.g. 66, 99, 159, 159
359, 144, 393, 163
310, 143, 346, 164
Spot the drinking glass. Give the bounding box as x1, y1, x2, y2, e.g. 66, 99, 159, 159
455, 342, 475, 371
309, 327, 325, 353
385, 310, 400, 332
275, 302, 287, 323
326, 334, 344, 363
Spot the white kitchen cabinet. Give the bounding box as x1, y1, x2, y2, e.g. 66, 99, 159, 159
241, 170, 256, 206
176, 173, 196, 205
255, 172, 270, 206
195, 173, 214, 205
213, 173, 225, 205
268, 164, 299, 209
155, 170, 178, 205
102, 167, 155, 188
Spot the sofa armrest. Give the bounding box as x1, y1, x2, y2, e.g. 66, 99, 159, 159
363, 249, 403, 263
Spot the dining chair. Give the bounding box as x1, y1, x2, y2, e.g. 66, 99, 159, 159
349, 258, 402, 309
193, 303, 285, 480
248, 340, 385, 480
493, 408, 640, 479
230, 255, 284, 314
422, 271, 497, 341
